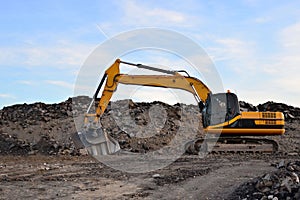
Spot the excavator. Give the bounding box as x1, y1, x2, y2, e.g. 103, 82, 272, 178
77, 59, 285, 156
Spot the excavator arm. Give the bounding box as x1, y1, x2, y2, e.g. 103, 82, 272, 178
85, 59, 211, 123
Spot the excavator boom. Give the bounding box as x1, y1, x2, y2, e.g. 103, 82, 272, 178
88, 59, 210, 122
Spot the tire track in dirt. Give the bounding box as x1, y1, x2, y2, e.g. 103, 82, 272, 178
144, 160, 275, 200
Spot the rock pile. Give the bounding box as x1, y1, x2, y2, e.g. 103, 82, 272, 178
258, 102, 300, 120
239, 101, 258, 112
0, 96, 91, 122
0, 96, 91, 155
0, 97, 299, 155
230, 160, 300, 200
0, 132, 77, 155
100, 100, 202, 153
240, 101, 300, 118
0, 132, 30, 155
239, 101, 300, 121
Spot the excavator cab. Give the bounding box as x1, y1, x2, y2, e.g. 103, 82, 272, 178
202, 92, 240, 128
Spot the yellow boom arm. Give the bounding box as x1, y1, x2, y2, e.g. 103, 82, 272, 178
86, 59, 211, 122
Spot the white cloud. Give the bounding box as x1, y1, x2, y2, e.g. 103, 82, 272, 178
197, 30, 299, 106
0, 40, 95, 69
121, 0, 194, 27
254, 16, 272, 24
264, 22, 300, 76
17, 80, 35, 85
272, 22, 300, 94
211, 38, 254, 61
0, 94, 15, 99
281, 22, 300, 49
246, 22, 300, 106
45, 80, 74, 89
207, 37, 257, 75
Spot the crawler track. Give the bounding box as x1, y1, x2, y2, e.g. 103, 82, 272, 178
186, 137, 279, 154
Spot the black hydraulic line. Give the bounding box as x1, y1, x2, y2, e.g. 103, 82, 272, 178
176, 70, 190, 77
120, 60, 176, 75
94, 73, 107, 100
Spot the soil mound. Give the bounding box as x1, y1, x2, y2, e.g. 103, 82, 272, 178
0, 97, 299, 155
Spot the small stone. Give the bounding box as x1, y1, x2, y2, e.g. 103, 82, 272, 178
277, 160, 285, 169
79, 149, 88, 155
287, 165, 294, 171
287, 152, 298, 156
27, 150, 38, 155
8, 143, 15, 150
293, 165, 300, 172
264, 181, 273, 187
263, 173, 271, 180
261, 187, 271, 193
256, 181, 264, 190
260, 196, 267, 200
291, 172, 299, 183
152, 174, 161, 178
281, 177, 292, 193
267, 195, 273, 199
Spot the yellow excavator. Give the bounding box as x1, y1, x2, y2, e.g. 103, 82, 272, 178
77, 59, 285, 156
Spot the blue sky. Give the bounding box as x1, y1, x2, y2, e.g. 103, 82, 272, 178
1, 0, 300, 108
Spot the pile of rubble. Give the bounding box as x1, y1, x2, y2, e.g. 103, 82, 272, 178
100, 100, 201, 153
239, 101, 300, 120
0, 132, 77, 155
239, 101, 258, 112
230, 160, 300, 200
0, 96, 91, 122
0, 96, 91, 155
258, 101, 300, 114
0, 97, 299, 155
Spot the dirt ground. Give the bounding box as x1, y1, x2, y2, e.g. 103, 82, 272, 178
1, 99, 299, 199
0, 154, 298, 200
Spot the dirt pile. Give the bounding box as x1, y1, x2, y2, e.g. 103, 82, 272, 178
230, 160, 300, 200
100, 100, 201, 153
0, 97, 201, 155
0, 96, 91, 155
0, 97, 299, 155
258, 101, 300, 120
239, 101, 300, 120
239, 101, 258, 111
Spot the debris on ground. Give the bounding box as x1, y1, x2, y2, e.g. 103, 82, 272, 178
229, 160, 300, 200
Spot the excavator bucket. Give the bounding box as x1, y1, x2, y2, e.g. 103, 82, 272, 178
76, 127, 120, 156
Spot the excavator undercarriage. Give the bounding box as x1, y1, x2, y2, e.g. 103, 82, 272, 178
186, 137, 279, 154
